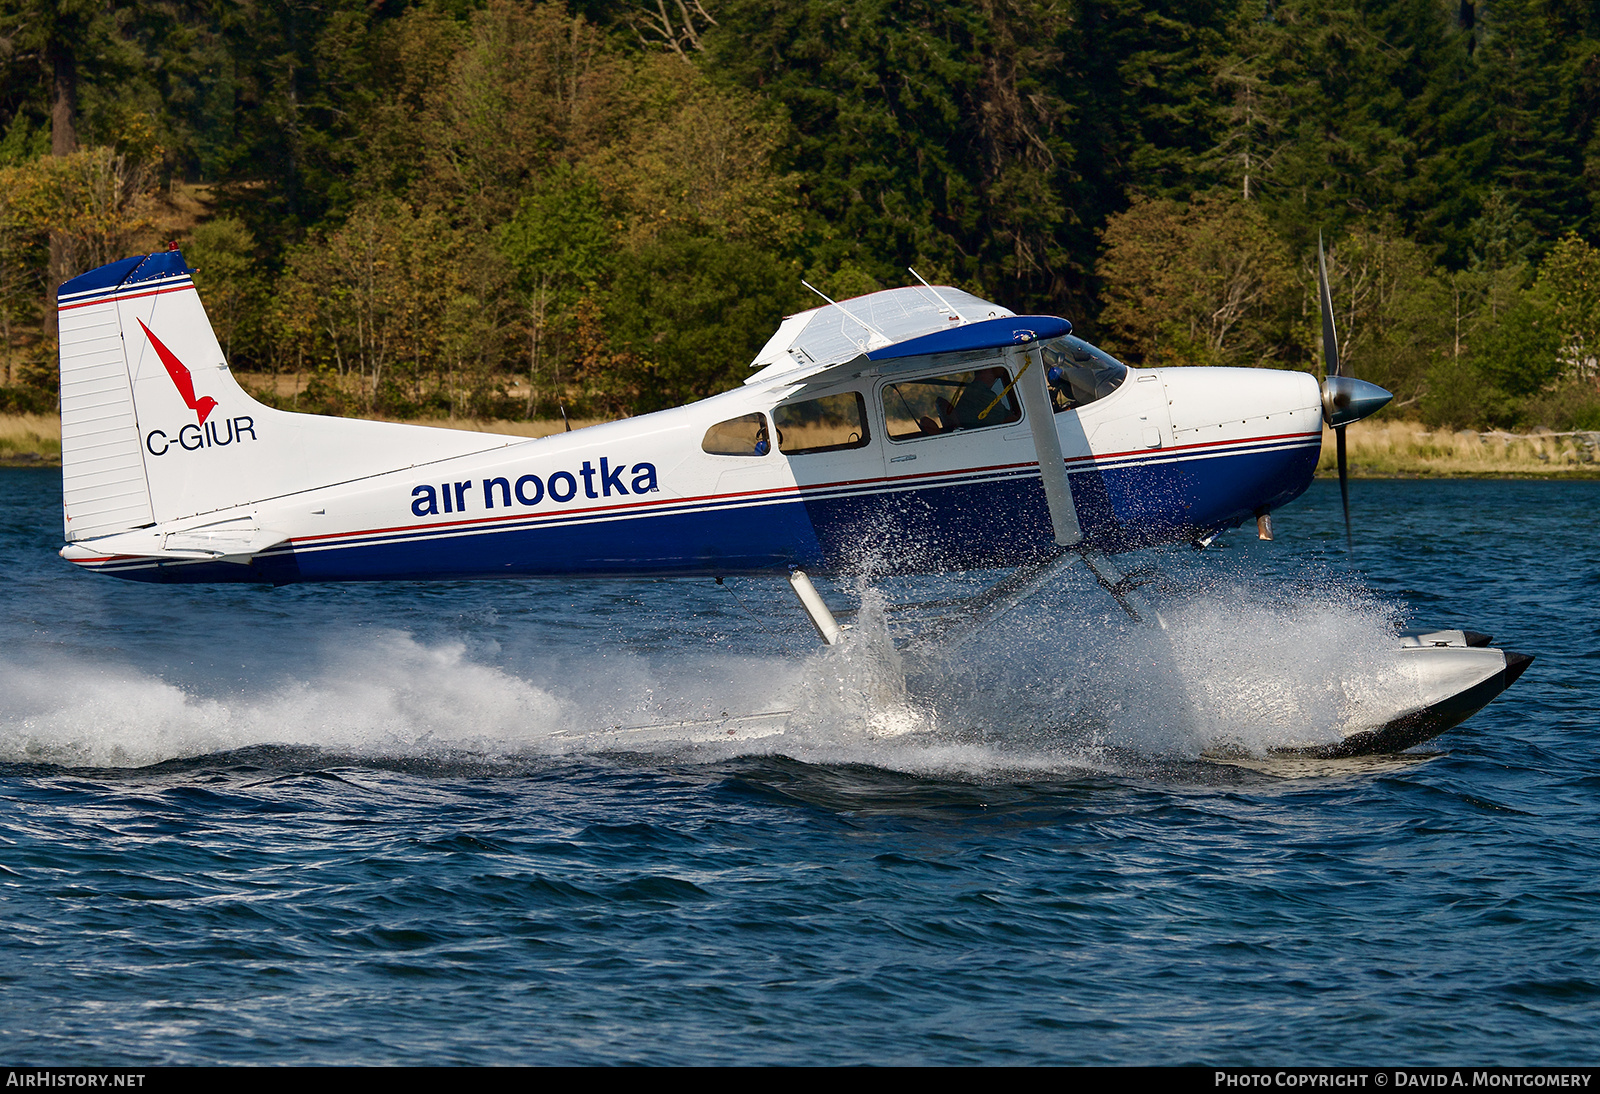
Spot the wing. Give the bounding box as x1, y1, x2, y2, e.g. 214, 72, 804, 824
744, 285, 1017, 388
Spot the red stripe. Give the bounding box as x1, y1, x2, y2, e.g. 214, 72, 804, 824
289, 459, 1039, 546
1078, 428, 1321, 464
288, 430, 1320, 551
58, 283, 194, 312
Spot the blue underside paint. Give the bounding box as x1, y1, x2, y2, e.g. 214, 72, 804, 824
92, 444, 1319, 585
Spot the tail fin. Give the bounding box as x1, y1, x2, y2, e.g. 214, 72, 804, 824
58, 251, 509, 542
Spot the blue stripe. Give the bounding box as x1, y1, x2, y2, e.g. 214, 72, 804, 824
58, 255, 145, 298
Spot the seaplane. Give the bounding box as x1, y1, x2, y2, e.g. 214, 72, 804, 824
53, 245, 1530, 758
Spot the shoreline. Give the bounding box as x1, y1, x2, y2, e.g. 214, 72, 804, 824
1311, 421, 1600, 479
0, 411, 608, 469
6, 413, 1599, 479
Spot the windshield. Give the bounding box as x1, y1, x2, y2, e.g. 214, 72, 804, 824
1042, 335, 1127, 411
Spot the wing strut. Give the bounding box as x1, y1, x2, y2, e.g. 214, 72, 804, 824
788, 570, 844, 645
1009, 343, 1081, 546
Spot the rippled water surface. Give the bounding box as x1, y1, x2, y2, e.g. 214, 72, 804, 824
1, 468, 1596, 1064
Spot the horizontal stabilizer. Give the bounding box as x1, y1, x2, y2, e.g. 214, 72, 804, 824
60, 517, 290, 562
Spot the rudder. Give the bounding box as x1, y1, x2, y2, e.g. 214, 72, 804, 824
57, 254, 173, 540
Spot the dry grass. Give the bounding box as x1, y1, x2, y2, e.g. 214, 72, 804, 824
0, 411, 609, 465
234, 373, 610, 438
9, 409, 1597, 475
149, 182, 216, 246
235, 372, 323, 402
1315, 419, 1600, 477
397, 416, 613, 438
0, 413, 61, 465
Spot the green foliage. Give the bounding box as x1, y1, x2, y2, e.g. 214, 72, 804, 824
706, 0, 1091, 312
1317, 226, 1454, 409
1099, 193, 1295, 368
244, 1, 814, 420
414, 0, 617, 225
1469, 189, 1538, 272
0, 145, 158, 294
1427, 231, 1600, 429
276, 197, 512, 415
0, 384, 55, 413
1519, 380, 1600, 431
583, 53, 800, 249
1536, 232, 1600, 379
187, 217, 265, 365
0, 115, 48, 167
1424, 281, 1563, 428
0, 0, 1598, 427
605, 232, 807, 412
805, 262, 886, 303
497, 165, 612, 414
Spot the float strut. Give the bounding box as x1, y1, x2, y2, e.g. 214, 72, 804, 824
788, 570, 843, 646
1080, 550, 1167, 629
903, 548, 1080, 657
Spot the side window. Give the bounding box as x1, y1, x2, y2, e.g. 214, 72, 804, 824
882, 366, 1023, 441
702, 413, 771, 456
774, 393, 870, 455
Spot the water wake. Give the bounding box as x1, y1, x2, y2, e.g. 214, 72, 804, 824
0, 560, 1421, 773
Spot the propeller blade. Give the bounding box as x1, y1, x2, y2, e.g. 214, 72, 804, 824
1336, 423, 1352, 551
1318, 233, 1341, 379
1318, 233, 1371, 551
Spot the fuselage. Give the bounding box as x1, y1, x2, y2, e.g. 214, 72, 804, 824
54, 256, 1325, 584
64, 356, 1324, 584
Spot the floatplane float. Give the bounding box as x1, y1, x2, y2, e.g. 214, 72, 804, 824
54, 244, 1529, 758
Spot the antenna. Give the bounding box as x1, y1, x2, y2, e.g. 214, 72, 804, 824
801, 279, 892, 349
908, 267, 965, 324
800, 279, 839, 307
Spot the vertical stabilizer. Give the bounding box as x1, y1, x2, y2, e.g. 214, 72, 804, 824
58, 250, 515, 544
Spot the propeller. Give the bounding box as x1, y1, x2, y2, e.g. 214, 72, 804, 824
1317, 234, 1393, 550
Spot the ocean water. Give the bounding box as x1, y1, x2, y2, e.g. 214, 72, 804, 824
0, 467, 1595, 1065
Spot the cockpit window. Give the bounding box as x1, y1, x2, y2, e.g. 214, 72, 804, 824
882, 366, 1023, 440
1042, 335, 1128, 412
703, 412, 771, 456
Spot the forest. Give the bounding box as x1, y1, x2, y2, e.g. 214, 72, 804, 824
0, 0, 1597, 431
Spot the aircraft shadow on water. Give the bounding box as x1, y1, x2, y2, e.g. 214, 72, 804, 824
53, 244, 1529, 761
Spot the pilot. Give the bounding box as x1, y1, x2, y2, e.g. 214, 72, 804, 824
951, 367, 1015, 430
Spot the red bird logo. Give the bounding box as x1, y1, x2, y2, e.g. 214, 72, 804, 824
138, 319, 218, 426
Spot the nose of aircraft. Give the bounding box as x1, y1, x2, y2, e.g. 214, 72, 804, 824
1321, 375, 1392, 428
